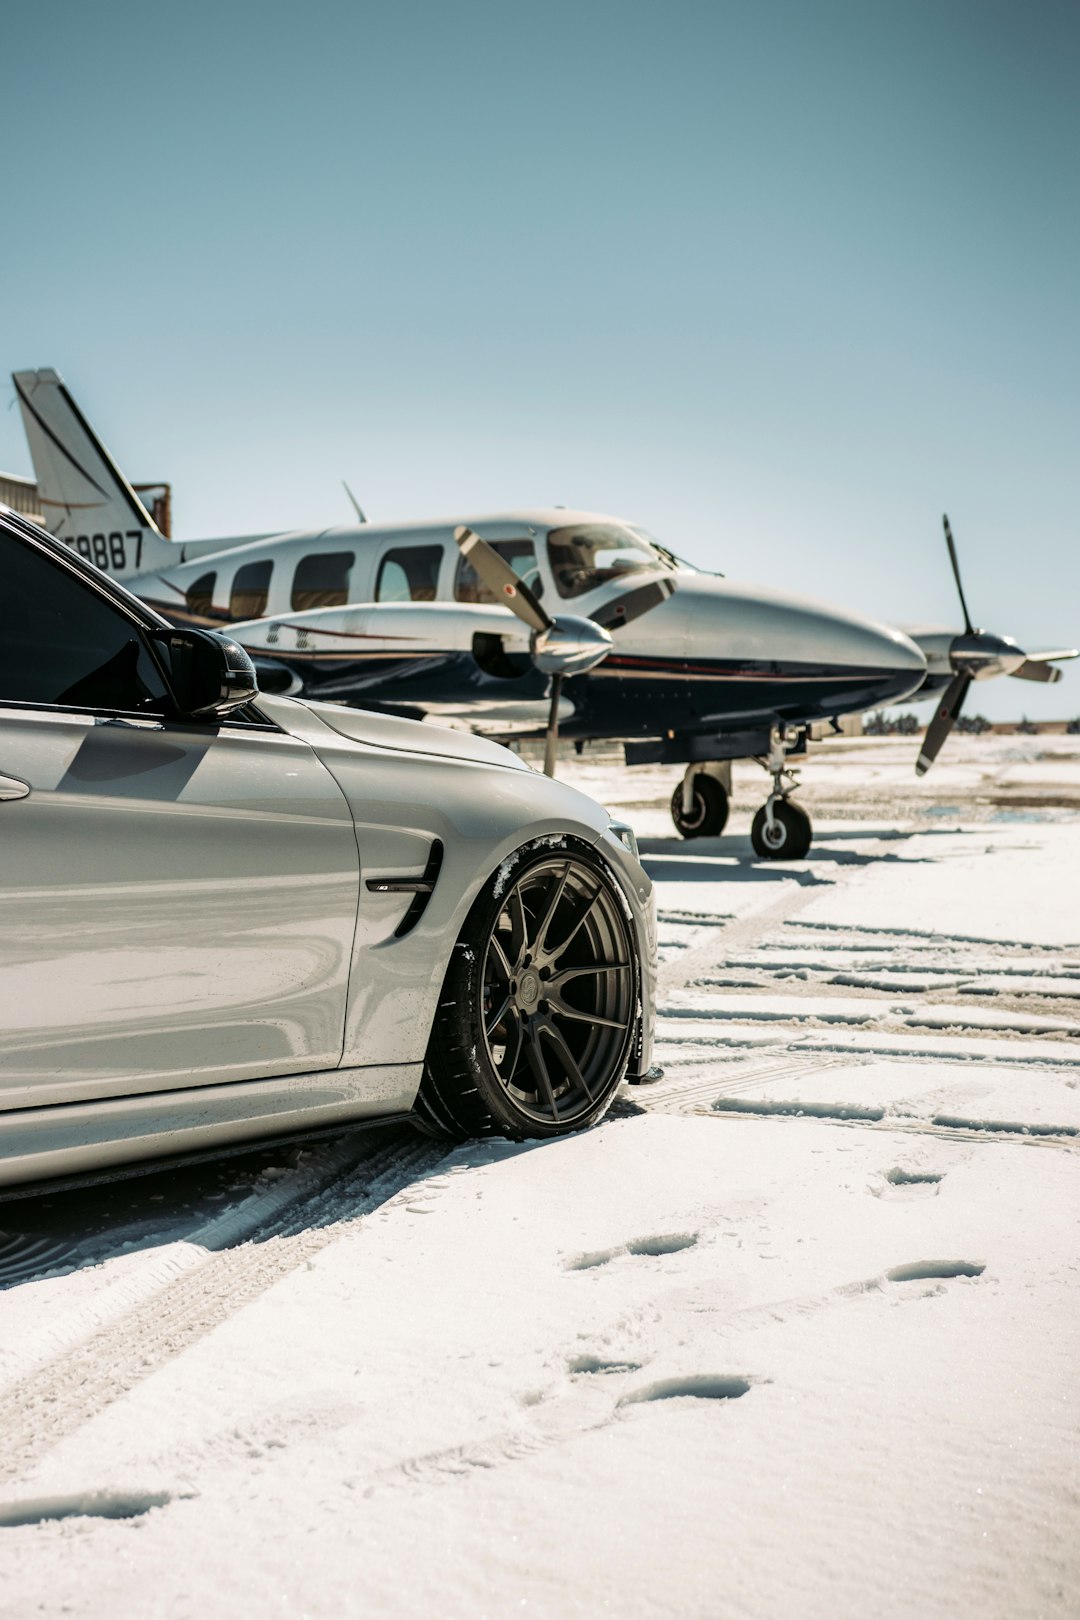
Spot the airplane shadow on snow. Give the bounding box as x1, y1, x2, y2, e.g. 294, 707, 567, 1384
638, 838, 939, 880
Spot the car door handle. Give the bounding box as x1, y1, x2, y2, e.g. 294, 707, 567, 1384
0, 774, 30, 802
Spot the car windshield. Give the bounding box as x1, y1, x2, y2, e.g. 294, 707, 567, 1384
546, 522, 673, 600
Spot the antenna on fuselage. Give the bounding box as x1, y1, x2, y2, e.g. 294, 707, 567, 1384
342, 481, 367, 523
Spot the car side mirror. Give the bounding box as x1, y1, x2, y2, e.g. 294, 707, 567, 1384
149, 627, 259, 720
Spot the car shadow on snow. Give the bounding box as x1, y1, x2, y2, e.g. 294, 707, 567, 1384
0, 1104, 662, 1296
0, 1122, 427, 1294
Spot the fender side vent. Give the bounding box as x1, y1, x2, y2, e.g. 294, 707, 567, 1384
381, 839, 444, 939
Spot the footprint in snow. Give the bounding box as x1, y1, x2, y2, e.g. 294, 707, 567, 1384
619, 1374, 757, 1406
564, 1232, 699, 1272
837, 1257, 986, 1301
566, 1353, 644, 1376
885, 1259, 985, 1283
0, 1488, 187, 1527
872, 1167, 946, 1201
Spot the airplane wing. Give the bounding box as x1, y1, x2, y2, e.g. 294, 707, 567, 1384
230, 600, 564, 736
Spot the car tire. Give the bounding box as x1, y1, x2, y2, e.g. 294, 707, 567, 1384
670, 775, 729, 838
415, 839, 640, 1141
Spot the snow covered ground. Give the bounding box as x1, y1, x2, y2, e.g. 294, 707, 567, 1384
1, 736, 1078, 1619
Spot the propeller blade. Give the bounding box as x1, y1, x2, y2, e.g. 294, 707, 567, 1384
1015, 648, 1078, 665
916, 670, 972, 776
942, 515, 975, 636
454, 526, 552, 634
1011, 659, 1063, 684
543, 673, 563, 777
590, 575, 677, 631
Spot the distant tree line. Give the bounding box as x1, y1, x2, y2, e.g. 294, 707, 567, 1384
864, 710, 922, 735
864, 711, 1080, 736
863, 709, 993, 736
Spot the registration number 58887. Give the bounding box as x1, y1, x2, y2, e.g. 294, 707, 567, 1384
69, 530, 143, 572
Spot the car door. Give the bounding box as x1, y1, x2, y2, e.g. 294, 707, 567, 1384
0, 524, 360, 1113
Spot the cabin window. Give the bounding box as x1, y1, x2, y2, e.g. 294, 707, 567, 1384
455, 540, 542, 604
229, 559, 273, 620
185, 571, 216, 619
546, 523, 661, 600
291, 552, 354, 612
376, 546, 443, 603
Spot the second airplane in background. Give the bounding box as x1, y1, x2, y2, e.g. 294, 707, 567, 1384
13, 366, 927, 858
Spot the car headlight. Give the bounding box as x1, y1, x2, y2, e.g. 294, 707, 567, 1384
606, 819, 639, 861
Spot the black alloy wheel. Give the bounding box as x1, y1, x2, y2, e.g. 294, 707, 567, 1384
750, 799, 813, 860
670, 774, 729, 839
417, 844, 638, 1140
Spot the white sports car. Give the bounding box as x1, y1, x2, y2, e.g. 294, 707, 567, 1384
0, 510, 656, 1191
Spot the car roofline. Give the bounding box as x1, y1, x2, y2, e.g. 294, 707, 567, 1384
0, 505, 173, 631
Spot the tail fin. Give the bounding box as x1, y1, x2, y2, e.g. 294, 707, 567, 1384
13, 368, 179, 580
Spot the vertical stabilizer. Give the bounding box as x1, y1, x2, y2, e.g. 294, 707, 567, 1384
12, 368, 179, 579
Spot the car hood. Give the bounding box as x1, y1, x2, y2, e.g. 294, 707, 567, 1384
258, 693, 534, 771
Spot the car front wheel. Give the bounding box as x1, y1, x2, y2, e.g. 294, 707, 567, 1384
416, 841, 639, 1140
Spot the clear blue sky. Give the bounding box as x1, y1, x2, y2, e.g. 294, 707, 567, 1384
4, 0, 1077, 718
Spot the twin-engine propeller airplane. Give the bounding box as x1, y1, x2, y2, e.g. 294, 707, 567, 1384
14, 366, 933, 859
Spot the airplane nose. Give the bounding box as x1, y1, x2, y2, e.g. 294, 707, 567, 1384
863, 624, 928, 705
671, 576, 929, 723
866, 622, 927, 673
867, 622, 919, 667
797, 610, 928, 708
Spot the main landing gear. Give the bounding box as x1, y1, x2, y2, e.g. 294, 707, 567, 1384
668, 730, 813, 859
749, 727, 812, 860
670, 765, 730, 838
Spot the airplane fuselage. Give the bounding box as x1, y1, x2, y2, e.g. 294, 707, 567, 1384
126, 509, 927, 748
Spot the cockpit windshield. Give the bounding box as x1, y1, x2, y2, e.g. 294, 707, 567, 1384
546, 522, 674, 601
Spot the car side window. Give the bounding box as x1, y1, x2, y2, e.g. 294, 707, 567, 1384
376, 546, 443, 603
0, 532, 168, 714
291, 552, 355, 611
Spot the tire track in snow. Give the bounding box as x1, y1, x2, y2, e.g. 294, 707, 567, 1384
699, 1101, 1080, 1151
639, 1044, 1080, 1148
656, 883, 834, 999
639, 1052, 858, 1115
784, 917, 1080, 953
0, 1132, 422, 1391
0, 1133, 446, 1486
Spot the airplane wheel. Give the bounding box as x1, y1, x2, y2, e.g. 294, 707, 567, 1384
750, 800, 812, 860
670, 775, 729, 839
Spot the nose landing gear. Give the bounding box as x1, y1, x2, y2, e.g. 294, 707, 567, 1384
750, 727, 812, 859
